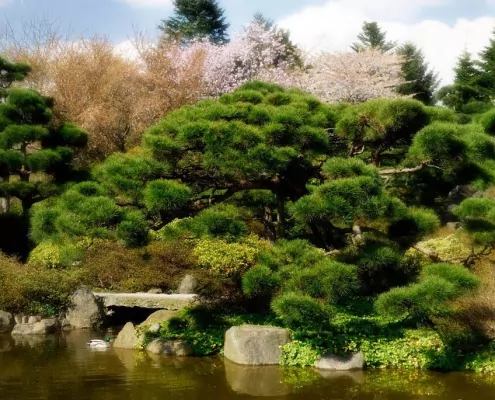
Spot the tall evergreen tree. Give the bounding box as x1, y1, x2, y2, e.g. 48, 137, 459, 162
159, 0, 229, 44
396, 43, 440, 105
436, 50, 490, 111
478, 27, 495, 97
351, 21, 397, 52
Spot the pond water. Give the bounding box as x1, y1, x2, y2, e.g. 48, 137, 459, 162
1, 330, 495, 400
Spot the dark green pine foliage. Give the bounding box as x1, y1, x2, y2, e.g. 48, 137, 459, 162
436, 51, 491, 111
0, 88, 87, 214
351, 21, 397, 52
396, 43, 440, 105
159, 0, 229, 44
0, 56, 31, 99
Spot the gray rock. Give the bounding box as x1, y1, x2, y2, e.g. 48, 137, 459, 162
14, 315, 22, 325
224, 325, 291, 365
139, 310, 177, 327
11, 318, 61, 335
0, 311, 14, 333
113, 322, 141, 349
146, 339, 193, 356
28, 316, 41, 324
446, 222, 462, 230
147, 288, 163, 294
148, 323, 161, 334
224, 360, 291, 396
66, 287, 105, 329
314, 352, 364, 371
178, 274, 197, 294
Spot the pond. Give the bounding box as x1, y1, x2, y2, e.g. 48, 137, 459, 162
1, 330, 494, 399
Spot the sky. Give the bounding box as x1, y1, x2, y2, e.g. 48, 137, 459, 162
1, 0, 495, 85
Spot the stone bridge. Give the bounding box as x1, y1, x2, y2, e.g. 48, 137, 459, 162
93, 293, 197, 311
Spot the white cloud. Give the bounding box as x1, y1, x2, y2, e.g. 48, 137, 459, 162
278, 0, 495, 85
118, 0, 172, 7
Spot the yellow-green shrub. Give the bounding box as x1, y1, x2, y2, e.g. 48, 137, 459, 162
193, 234, 269, 277
28, 241, 85, 269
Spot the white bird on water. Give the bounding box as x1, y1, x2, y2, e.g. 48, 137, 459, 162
87, 338, 111, 349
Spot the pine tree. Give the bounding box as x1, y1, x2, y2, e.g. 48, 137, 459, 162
396, 43, 440, 105
0, 56, 31, 99
478, 27, 495, 97
0, 88, 87, 214
436, 51, 490, 111
351, 21, 397, 52
159, 0, 229, 45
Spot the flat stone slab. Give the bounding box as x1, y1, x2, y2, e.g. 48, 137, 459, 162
93, 293, 197, 310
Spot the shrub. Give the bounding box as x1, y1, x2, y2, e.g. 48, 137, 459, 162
376, 263, 480, 320
271, 292, 333, 331
193, 234, 268, 277
158, 205, 250, 242
480, 109, 495, 135
28, 241, 85, 269
242, 265, 281, 299
143, 179, 192, 213
81, 240, 196, 292
461, 101, 493, 115
0, 252, 84, 315
285, 260, 358, 304
257, 239, 326, 272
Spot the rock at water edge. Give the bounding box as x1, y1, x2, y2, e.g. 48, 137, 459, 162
224, 325, 291, 365
113, 322, 141, 349
0, 311, 14, 334
314, 352, 364, 371
11, 318, 61, 335
146, 339, 193, 356
139, 310, 177, 327
66, 287, 105, 329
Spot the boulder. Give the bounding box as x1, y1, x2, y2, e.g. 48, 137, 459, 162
139, 310, 177, 327
178, 274, 197, 294
113, 322, 141, 349
446, 222, 461, 230
148, 323, 161, 334
146, 339, 193, 356
11, 318, 61, 335
0, 311, 14, 333
28, 316, 41, 324
314, 352, 364, 371
66, 287, 105, 329
224, 325, 291, 365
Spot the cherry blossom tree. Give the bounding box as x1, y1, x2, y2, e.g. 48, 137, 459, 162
302, 49, 406, 103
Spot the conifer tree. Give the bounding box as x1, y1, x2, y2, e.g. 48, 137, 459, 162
351, 21, 396, 52
396, 42, 439, 105
159, 0, 229, 44
0, 56, 31, 99
478, 27, 495, 98
0, 88, 87, 214
436, 51, 490, 111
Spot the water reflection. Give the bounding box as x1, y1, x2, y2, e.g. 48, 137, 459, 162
1, 333, 495, 399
